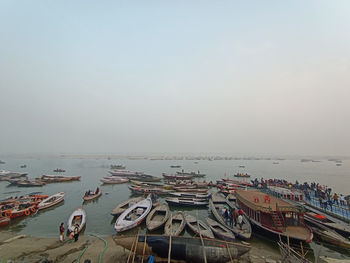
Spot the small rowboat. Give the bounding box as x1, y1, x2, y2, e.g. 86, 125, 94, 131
184, 213, 214, 238
16, 180, 46, 187
67, 207, 86, 233
111, 197, 143, 216
0, 216, 10, 227
206, 217, 236, 242
114, 235, 251, 262
164, 212, 185, 236
41, 174, 81, 183
83, 188, 102, 201
37, 192, 65, 210
166, 197, 208, 207
115, 195, 152, 232
100, 177, 129, 184
146, 203, 170, 231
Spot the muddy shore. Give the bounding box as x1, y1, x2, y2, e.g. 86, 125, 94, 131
0, 232, 282, 263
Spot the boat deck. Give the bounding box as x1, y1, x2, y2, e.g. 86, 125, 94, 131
235, 189, 299, 212
284, 226, 311, 240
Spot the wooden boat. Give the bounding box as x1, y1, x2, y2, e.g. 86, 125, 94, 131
83, 188, 102, 201
16, 180, 46, 187
115, 195, 152, 232
130, 180, 168, 188
176, 171, 206, 178
0, 216, 10, 227
37, 192, 65, 210
67, 207, 86, 233
146, 203, 170, 231
109, 170, 143, 177
226, 194, 237, 205
166, 197, 208, 207
100, 176, 128, 184
170, 165, 181, 168
206, 217, 236, 242
111, 197, 143, 216
2, 203, 38, 219
235, 189, 313, 243
308, 220, 350, 250
169, 192, 210, 199
164, 212, 185, 236
128, 174, 162, 182
114, 235, 251, 262
0, 194, 48, 206
234, 173, 250, 178
41, 174, 81, 183
209, 198, 252, 240
304, 210, 350, 238
162, 173, 193, 180
128, 185, 172, 195
184, 213, 214, 238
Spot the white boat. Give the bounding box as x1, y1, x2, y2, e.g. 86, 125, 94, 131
100, 176, 129, 184
0, 170, 11, 176
115, 195, 152, 232
67, 207, 86, 233
169, 192, 210, 199
37, 192, 65, 210
111, 197, 143, 216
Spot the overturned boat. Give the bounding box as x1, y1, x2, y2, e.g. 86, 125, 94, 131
114, 235, 251, 262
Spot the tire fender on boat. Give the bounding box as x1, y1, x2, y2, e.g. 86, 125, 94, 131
25, 209, 30, 216
5, 210, 12, 218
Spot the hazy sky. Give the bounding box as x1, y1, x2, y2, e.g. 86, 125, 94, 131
1, 1, 349, 155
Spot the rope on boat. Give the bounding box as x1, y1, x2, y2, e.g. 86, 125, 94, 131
88, 234, 108, 263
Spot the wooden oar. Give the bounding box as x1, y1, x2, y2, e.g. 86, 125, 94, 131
131, 228, 141, 263
196, 211, 207, 263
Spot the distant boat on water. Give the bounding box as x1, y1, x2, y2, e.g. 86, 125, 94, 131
170, 165, 181, 168
110, 164, 126, 170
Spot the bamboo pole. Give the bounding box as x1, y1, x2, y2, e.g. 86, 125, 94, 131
226, 242, 233, 263
168, 214, 173, 263
131, 228, 141, 263
196, 211, 207, 263
127, 234, 138, 263
141, 234, 147, 263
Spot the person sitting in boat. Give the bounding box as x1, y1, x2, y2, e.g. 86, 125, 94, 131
95, 187, 99, 195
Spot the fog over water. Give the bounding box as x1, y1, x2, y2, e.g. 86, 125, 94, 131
1, 1, 350, 156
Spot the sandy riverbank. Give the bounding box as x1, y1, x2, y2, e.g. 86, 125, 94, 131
0, 232, 282, 263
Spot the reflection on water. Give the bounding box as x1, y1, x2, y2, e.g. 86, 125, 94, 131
0, 156, 349, 260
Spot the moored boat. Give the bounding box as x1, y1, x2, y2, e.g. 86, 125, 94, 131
166, 197, 208, 207
115, 195, 152, 232
176, 170, 206, 178
173, 187, 208, 193
184, 213, 214, 238
111, 197, 143, 216
114, 235, 251, 262
41, 174, 81, 183
83, 188, 102, 201
100, 176, 128, 184
37, 192, 65, 210
128, 185, 172, 195
209, 198, 252, 240
234, 173, 250, 178
205, 217, 236, 242
67, 207, 86, 233
146, 203, 170, 231
169, 192, 210, 199
164, 212, 185, 236
162, 173, 193, 180
16, 179, 46, 187
235, 189, 313, 243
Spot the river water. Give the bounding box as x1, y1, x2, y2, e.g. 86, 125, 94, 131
0, 156, 349, 259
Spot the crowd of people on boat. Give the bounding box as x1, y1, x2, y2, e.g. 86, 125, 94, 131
252, 178, 349, 211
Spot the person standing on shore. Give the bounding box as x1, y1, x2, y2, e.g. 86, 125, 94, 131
59, 222, 65, 242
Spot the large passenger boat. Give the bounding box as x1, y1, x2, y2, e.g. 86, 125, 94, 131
235, 189, 313, 243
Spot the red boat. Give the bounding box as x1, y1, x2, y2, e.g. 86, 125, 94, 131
1, 203, 37, 219
235, 189, 313, 243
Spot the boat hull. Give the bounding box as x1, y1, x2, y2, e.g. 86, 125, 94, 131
114, 235, 251, 262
